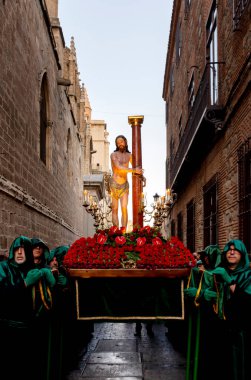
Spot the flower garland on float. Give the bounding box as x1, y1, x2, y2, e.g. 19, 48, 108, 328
63, 225, 196, 270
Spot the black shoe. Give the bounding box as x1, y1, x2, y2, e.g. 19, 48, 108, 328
146, 323, 154, 337
134, 322, 142, 336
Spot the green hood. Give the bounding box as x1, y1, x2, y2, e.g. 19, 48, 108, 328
31, 237, 50, 264
48, 245, 70, 266
8, 235, 33, 270
221, 239, 251, 294
201, 244, 222, 269
222, 239, 250, 273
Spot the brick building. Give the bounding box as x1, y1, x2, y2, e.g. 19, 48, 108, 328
163, 0, 250, 253
0, 0, 110, 255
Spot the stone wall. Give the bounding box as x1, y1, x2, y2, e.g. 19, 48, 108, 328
0, 0, 94, 255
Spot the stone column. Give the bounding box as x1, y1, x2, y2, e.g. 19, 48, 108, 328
128, 115, 144, 228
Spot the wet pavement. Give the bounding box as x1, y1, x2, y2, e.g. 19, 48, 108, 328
66, 321, 187, 379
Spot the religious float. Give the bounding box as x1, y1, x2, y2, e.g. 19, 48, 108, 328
63, 116, 195, 321
63, 225, 195, 321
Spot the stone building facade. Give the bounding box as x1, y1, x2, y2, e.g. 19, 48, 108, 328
163, 0, 250, 253
0, 0, 110, 256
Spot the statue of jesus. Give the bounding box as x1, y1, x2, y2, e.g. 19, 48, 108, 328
110, 135, 143, 229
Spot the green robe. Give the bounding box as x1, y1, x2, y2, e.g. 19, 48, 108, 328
219, 240, 251, 380
0, 236, 37, 379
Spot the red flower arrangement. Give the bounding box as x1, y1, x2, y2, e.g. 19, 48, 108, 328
63, 226, 196, 270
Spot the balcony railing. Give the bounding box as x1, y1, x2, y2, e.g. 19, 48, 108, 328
170, 63, 224, 186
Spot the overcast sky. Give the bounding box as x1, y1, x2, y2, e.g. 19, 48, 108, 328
58, 0, 173, 223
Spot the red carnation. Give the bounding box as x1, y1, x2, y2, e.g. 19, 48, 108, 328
97, 234, 107, 245
141, 226, 151, 234
109, 226, 119, 235
136, 237, 146, 247
115, 236, 126, 245
152, 237, 163, 246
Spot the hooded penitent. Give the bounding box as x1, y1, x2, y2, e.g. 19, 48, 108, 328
202, 239, 251, 321
48, 245, 70, 289
0, 236, 34, 324
221, 239, 251, 292
48, 245, 70, 266
8, 235, 34, 271
220, 240, 251, 379
201, 244, 222, 269
31, 237, 50, 267
185, 245, 222, 303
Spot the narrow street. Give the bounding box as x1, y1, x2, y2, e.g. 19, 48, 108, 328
66, 321, 187, 379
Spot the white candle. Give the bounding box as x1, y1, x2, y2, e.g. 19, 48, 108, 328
141, 192, 145, 207
83, 189, 88, 203
166, 188, 171, 202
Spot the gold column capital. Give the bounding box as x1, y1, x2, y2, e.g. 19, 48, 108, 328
128, 115, 144, 126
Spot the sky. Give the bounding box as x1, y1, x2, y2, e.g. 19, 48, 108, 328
58, 0, 173, 223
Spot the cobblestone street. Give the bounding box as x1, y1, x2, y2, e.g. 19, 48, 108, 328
66, 321, 187, 379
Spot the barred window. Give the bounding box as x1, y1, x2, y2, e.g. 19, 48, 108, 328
39, 74, 48, 164
187, 200, 195, 252
175, 21, 182, 62
203, 175, 218, 247
170, 65, 175, 95
238, 137, 251, 253
188, 74, 195, 113
184, 0, 191, 19
233, 0, 249, 30
171, 219, 176, 237
166, 102, 169, 127
170, 136, 175, 165
177, 212, 183, 242
206, 1, 219, 105
178, 115, 182, 141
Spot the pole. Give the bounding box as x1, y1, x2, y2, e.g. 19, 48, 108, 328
128, 115, 144, 228
186, 312, 193, 380
193, 308, 201, 380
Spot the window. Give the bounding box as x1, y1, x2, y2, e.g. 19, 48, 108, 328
177, 212, 183, 241
170, 136, 175, 164
39, 74, 48, 164
188, 74, 195, 112
238, 138, 251, 253
184, 0, 191, 18
178, 115, 182, 141
170, 65, 175, 95
187, 200, 195, 252
233, 0, 249, 29
175, 21, 182, 62
206, 1, 219, 105
165, 102, 169, 127
67, 128, 73, 184
203, 175, 218, 246
171, 219, 176, 237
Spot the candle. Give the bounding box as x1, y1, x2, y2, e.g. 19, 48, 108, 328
83, 189, 88, 203
141, 192, 145, 207
166, 188, 171, 202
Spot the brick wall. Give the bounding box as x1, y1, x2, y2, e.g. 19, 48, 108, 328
0, 1, 86, 254
163, 0, 251, 250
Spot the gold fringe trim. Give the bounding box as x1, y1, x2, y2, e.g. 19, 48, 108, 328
212, 274, 226, 320
194, 271, 204, 307
187, 269, 192, 288
32, 285, 36, 310
38, 279, 53, 310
